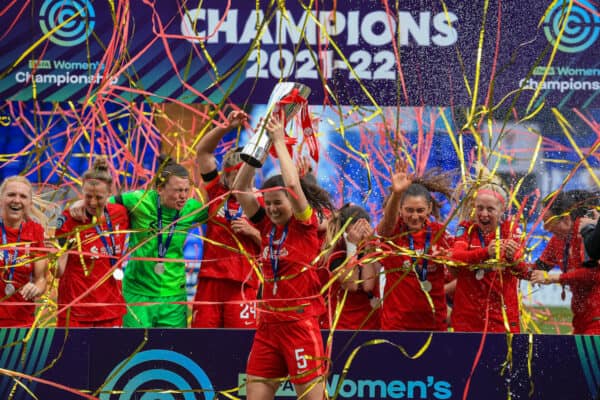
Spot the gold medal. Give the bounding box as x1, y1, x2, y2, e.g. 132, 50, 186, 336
154, 262, 165, 275
113, 268, 124, 281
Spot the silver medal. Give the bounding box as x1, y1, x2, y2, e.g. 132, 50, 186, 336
5, 283, 15, 296
475, 269, 485, 280
113, 268, 124, 281
154, 262, 165, 275
421, 280, 432, 292
273, 281, 278, 296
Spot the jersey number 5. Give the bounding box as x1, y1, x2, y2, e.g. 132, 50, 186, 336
295, 348, 307, 370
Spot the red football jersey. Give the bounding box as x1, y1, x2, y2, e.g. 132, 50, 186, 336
379, 220, 450, 331
254, 210, 325, 323
450, 219, 526, 333
56, 203, 129, 322
540, 219, 600, 334
198, 179, 260, 286
0, 219, 45, 324
321, 242, 380, 330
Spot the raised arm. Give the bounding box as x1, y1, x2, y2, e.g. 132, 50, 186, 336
378, 160, 412, 237
232, 161, 260, 218
266, 114, 308, 215
196, 110, 248, 174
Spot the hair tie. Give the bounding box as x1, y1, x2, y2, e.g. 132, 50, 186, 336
477, 189, 506, 205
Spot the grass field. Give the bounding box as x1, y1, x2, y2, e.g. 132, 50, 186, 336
522, 305, 573, 335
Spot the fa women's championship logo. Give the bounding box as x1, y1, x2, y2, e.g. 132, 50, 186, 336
99, 349, 216, 399
39, 0, 96, 47
543, 0, 600, 53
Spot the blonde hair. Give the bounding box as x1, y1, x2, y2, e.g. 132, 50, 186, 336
222, 147, 243, 170
0, 176, 53, 229
454, 164, 509, 221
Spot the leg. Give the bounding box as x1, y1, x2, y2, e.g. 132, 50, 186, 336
122, 291, 155, 328
156, 294, 188, 328
280, 318, 328, 399
192, 278, 224, 328
224, 283, 257, 328
295, 377, 326, 400
246, 325, 287, 399
246, 374, 279, 400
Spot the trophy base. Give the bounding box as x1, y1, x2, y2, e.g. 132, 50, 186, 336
240, 152, 264, 168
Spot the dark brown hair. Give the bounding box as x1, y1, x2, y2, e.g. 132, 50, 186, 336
156, 154, 189, 188
399, 168, 455, 219
261, 174, 334, 215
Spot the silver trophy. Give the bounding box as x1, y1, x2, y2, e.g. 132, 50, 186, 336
240, 82, 311, 167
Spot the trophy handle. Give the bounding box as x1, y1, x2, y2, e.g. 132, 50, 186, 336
240, 82, 311, 168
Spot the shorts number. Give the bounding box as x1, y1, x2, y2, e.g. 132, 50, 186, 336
295, 348, 307, 370
239, 303, 256, 320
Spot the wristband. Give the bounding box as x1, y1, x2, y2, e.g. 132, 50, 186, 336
295, 205, 313, 222
344, 233, 358, 257
543, 271, 549, 284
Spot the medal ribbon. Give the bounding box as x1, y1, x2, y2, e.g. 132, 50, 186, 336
408, 226, 431, 282
0, 219, 22, 283
94, 209, 117, 266
269, 224, 289, 291
562, 235, 571, 274
477, 227, 487, 249
476, 227, 487, 276
268, 88, 318, 163
561, 234, 571, 299
157, 195, 180, 259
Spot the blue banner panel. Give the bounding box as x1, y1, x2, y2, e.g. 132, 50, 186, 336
0, 1, 598, 107
0, 329, 597, 399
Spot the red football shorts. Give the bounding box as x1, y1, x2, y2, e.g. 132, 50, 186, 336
57, 315, 123, 328
247, 317, 327, 384
192, 278, 257, 328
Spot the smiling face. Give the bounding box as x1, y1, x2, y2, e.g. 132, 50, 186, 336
82, 179, 111, 216
0, 180, 32, 227
157, 175, 191, 211
400, 195, 432, 231
263, 190, 293, 226
474, 193, 504, 232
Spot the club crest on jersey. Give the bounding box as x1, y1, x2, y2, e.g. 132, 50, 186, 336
56, 215, 67, 230
263, 246, 289, 259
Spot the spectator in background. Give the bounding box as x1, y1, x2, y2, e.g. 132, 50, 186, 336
0, 176, 48, 327
192, 109, 261, 329
55, 158, 129, 327
531, 190, 600, 334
